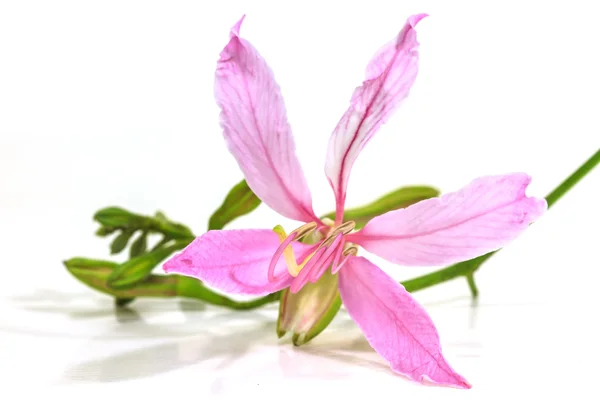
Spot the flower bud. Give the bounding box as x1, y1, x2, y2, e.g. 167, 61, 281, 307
94, 207, 140, 228
277, 270, 341, 346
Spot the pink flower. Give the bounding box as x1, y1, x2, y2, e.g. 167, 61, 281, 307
164, 14, 546, 388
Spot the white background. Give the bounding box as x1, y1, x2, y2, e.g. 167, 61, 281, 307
1, 0, 599, 398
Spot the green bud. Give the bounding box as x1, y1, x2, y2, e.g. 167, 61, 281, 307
151, 211, 194, 239
129, 231, 148, 258
95, 226, 117, 237
107, 242, 185, 289
208, 179, 261, 230
277, 271, 341, 345
154, 211, 168, 222
321, 185, 440, 229
94, 207, 140, 228
64, 257, 179, 298
110, 229, 134, 255
64, 257, 119, 295
159, 221, 194, 239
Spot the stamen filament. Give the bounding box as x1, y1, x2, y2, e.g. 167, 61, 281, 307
290, 246, 328, 293
332, 254, 352, 274
330, 239, 345, 273
269, 227, 298, 281
272, 224, 320, 277
309, 235, 344, 283
270, 220, 357, 284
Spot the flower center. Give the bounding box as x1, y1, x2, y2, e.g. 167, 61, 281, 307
268, 220, 358, 282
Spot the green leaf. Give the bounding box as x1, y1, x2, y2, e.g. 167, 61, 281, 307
64, 257, 179, 298
208, 179, 261, 230
321, 185, 440, 229
110, 229, 135, 255
129, 231, 148, 258
94, 207, 140, 228
107, 242, 186, 289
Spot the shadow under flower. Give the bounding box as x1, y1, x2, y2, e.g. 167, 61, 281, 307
10, 288, 483, 386
61, 311, 276, 383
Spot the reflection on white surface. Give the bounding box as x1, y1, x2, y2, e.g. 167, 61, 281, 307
2, 250, 600, 400
0, 286, 565, 399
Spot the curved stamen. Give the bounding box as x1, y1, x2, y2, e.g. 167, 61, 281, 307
290, 246, 328, 293
332, 254, 352, 274
331, 243, 359, 274
270, 220, 356, 284
308, 234, 344, 283
308, 247, 337, 284
330, 239, 345, 274
271, 222, 320, 278
268, 229, 298, 282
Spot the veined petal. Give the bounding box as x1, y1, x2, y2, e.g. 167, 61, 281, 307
350, 173, 547, 266
215, 16, 318, 223
325, 14, 426, 221
339, 256, 470, 388
163, 229, 313, 295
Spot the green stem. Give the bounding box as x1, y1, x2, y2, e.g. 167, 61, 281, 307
401, 148, 600, 294
545, 149, 600, 208
466, 274, 478, 298
177, 276, 281, 310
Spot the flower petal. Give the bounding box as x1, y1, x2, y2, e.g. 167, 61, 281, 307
350, 173, 547, 266
325, 14, 426, 220
163, 229, 313, 295
215, 16, 318, 223
339, 256, 470, 388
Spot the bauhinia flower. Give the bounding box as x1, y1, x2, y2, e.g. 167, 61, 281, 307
164, 14, 546, 388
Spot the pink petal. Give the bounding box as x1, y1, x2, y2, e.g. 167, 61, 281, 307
339, 256, 470, 388
215, 16, 318, 223
325, 14, 426, 221
163, 229, 313, 295
350, 173, 547, 266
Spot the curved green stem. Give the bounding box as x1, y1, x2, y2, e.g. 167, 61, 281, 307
401, 148, 600, 294
545, 149, 599, 208
466, 274, 479, 298
177, 276, 281, 310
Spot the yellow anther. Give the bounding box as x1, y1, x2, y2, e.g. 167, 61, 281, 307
342, 243, 359, 257
273, 225, 318, 277
290, 221, 318, 241
321, 220, 356, 247
332, 220, 356, 235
